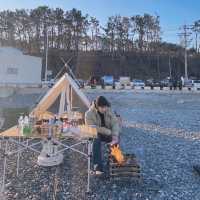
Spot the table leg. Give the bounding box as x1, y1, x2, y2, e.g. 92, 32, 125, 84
87, 139, 93, 193
1, 138, 8, 194
16, 137, 21, 176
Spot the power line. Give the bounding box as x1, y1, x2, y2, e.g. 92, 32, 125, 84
177, 24, 193, 80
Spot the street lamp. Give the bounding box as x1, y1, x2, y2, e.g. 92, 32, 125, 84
45, 28, 49, 82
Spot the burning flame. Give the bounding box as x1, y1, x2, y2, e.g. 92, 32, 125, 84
110, 145, 125, 165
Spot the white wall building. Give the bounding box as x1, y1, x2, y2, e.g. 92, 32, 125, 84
0, 47, 42, 87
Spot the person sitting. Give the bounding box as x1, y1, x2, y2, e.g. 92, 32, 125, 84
85, 96, 120, 175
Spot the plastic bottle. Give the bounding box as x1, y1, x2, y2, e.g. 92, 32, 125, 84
29, 114, 35, 127
24, 116, 29, 125
23, 116, 31, 136
48, 118, 53, 137
18, 115, 24, 136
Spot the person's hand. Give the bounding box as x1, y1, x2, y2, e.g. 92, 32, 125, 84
110, 136, 119, 145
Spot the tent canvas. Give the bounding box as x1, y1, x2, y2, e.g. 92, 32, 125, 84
0, 73, 95, 137
31, 73, 90, 118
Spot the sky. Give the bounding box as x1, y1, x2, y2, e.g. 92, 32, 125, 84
0, 0, 200, 44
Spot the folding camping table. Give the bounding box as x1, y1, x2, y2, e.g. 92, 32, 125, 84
0, 124, 96, 195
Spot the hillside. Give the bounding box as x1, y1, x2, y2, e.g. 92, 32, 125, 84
46, 50, 200, 80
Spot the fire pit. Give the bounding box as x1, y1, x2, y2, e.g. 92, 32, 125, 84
108, 145, 141, 180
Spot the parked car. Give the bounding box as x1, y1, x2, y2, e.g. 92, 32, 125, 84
160, 79, 173, 87
160, 79, 170, 87
77, 79, 85, 88
132, 79, 145, 87
102, 75, 114, 86
119, 77, 131, 86
184, 79, 194, 87
145, 79, 161, 87
153, 81, 160, 87
193, 80, 200, 90
42, 79, 55, 88
145, 79, 154, 87
88, 76, 102, 86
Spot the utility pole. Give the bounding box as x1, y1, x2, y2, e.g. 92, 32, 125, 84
191, 21, 200, 53
157, 54, 160, 80
44, 17, 50, 82
169, 55, 172, 79
178, 24, 192, 80
183, 24, 188, 80
45, 30, 49, 82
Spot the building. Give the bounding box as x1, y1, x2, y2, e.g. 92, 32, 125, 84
0, 47, 42, 87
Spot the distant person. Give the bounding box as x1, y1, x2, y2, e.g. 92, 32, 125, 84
179, 78, 183, 90
173, 79, 177, 90
85, 96, 120, 175
181, 76, 184, 87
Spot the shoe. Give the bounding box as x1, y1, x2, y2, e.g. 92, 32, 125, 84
93, 164, 104, 175
193, 165, 200, 175
95, 170, 104, 175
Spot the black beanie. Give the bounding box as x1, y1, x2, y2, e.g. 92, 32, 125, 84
96, 96, 110, 107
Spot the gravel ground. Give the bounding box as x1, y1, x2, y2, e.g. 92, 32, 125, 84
1, 90, 200, 200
